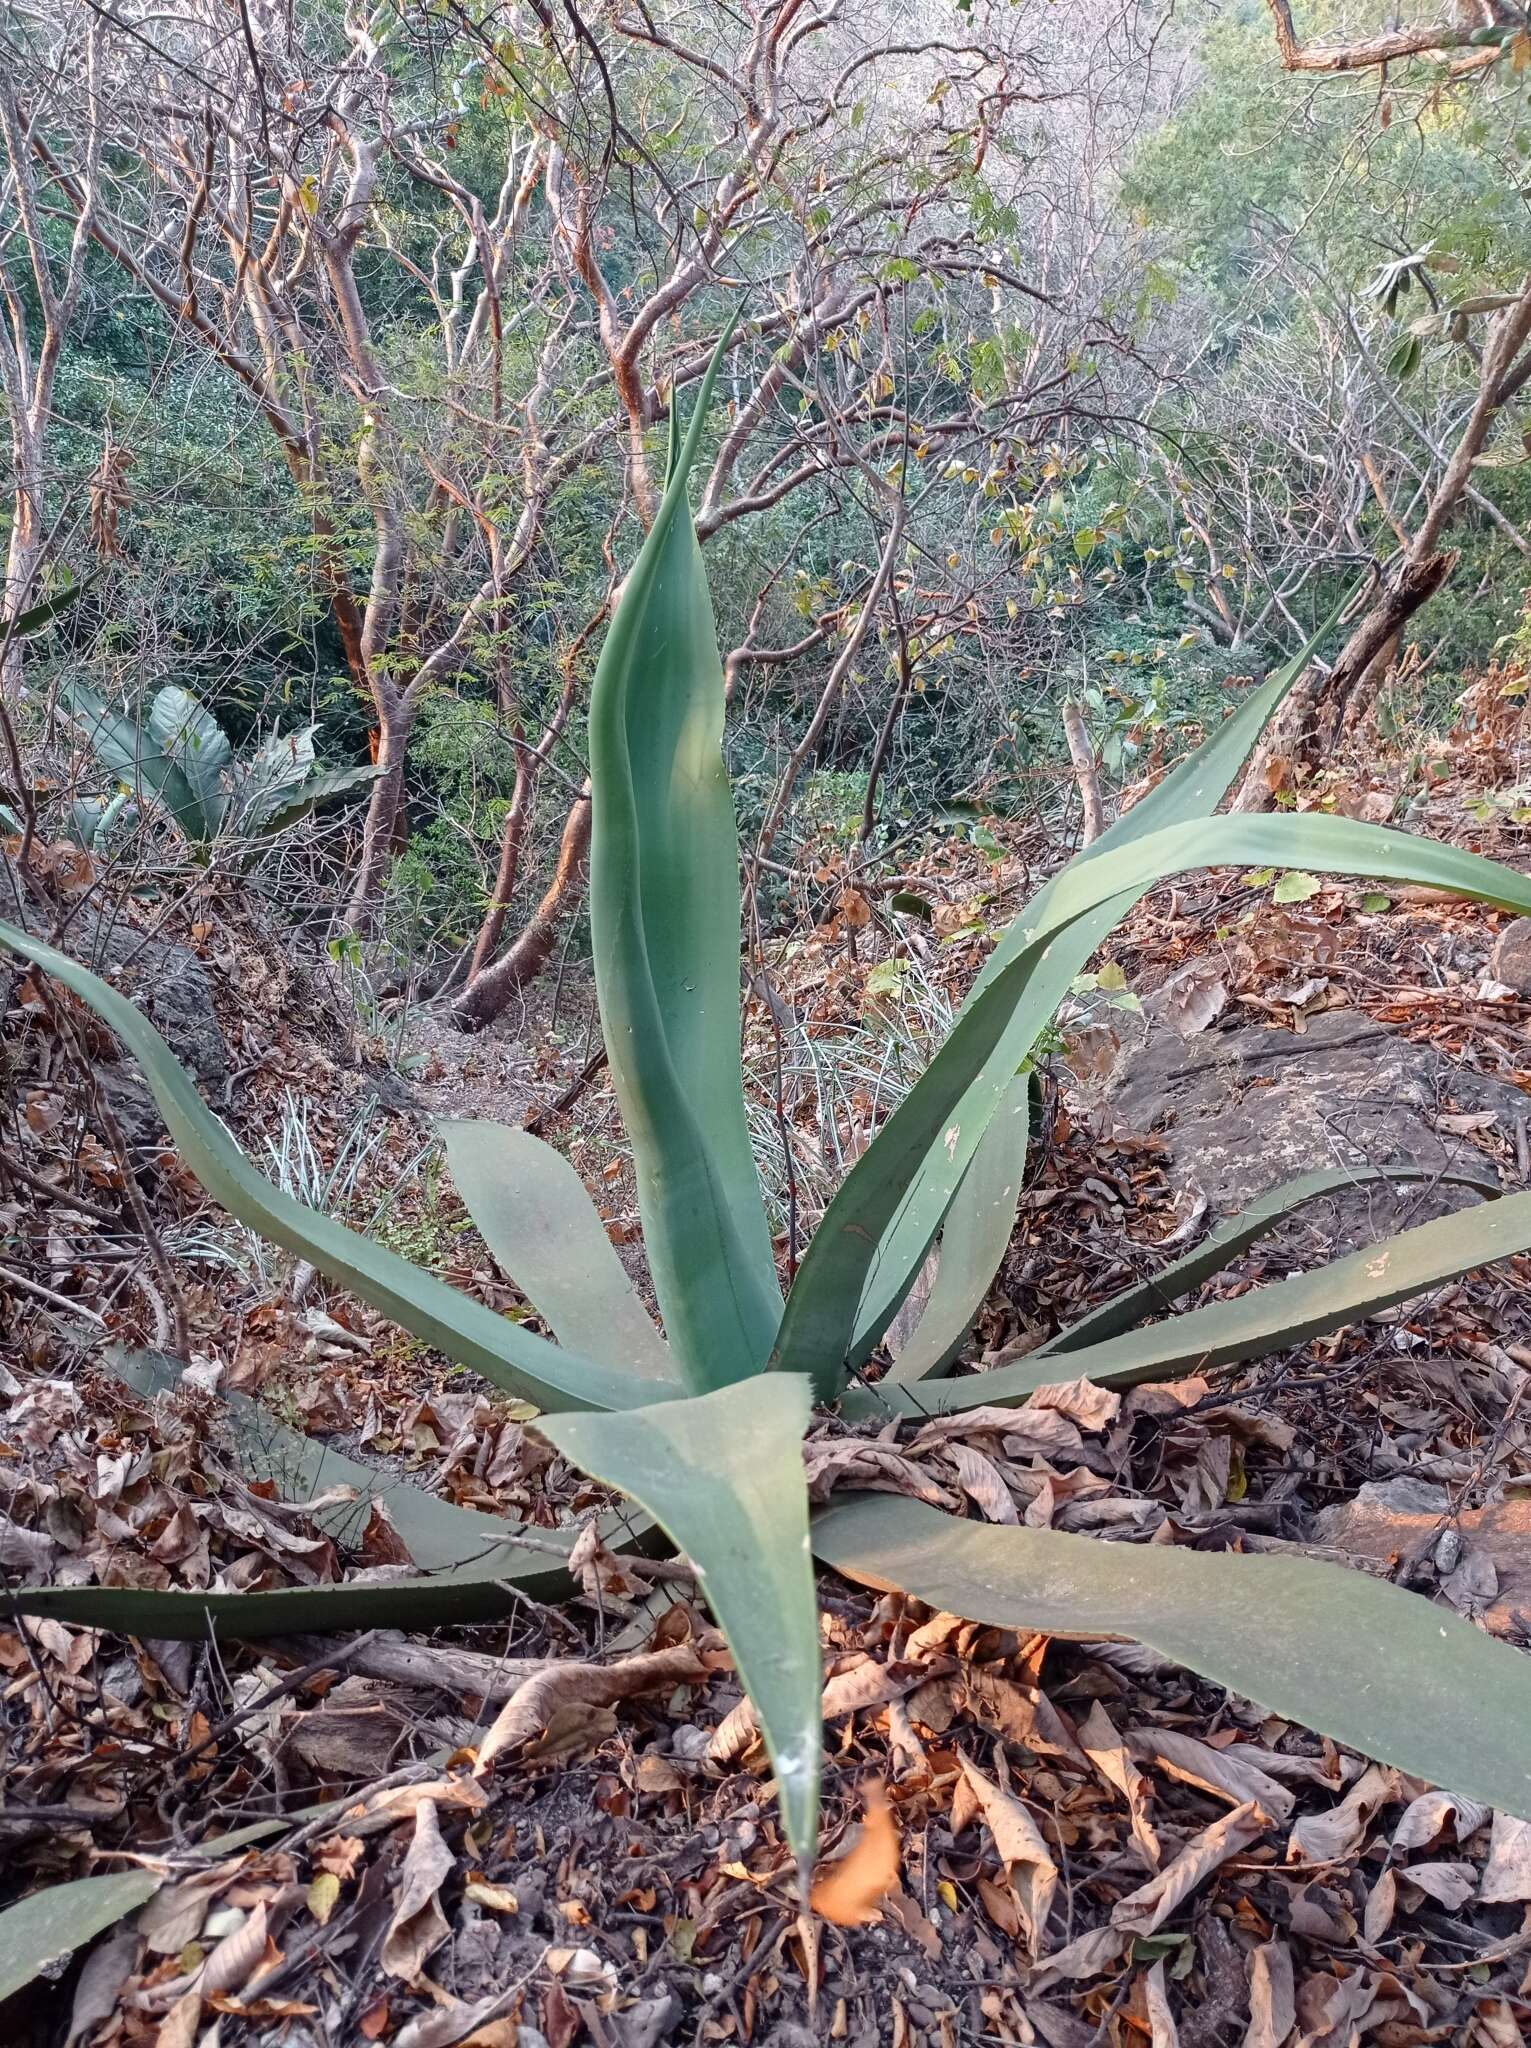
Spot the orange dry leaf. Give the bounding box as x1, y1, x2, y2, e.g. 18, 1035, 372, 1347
811, 1783, 899, 1926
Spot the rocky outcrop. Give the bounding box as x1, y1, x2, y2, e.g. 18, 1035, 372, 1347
1104, 1009, 1527, 1250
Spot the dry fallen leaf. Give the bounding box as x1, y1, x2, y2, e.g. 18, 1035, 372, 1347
475, 1644, 705, 1773
155, 1992, 203, 2048
138, 1864, 243, 1956
1026, 1376, 1122, 1432
1288, 1765, 1400, 1865
948, 1440, 1021, 1524
956, 1753, 1057, 1953
1391, 1788, 1488, 1854
1112, 1801, 1268, 1938
1144, 1956, 1180, 2048
1242, 1940, 1295, 2048
1080, 1700, 1161, 1871
1126, 1727, 1295, 1825
811, 1782, 900, 1927
381, 1799, 455, 1981
1478, 1811, 1531, 1904
1400, 1861, 1477, 1910
1151, 960, 1228, 1037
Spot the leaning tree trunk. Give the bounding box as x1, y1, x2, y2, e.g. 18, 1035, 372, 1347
1236, 278, 1531, 810
451, 783, 592, 1030
1313, 556, 1456, 744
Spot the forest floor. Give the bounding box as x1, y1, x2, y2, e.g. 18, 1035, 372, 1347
4, 698, 1531, 2048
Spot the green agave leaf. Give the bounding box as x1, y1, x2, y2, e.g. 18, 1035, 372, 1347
844, 894, 1135, 1378
233, 725, 318, 833
588, 315, 781, 1394
0, 1870, 163, 2004
805, 598, 1361, 1390
540, 1376, 822, 1865
813, 1494, 1531, 1820
10, 1350, 660, 1637
884, 1072, 1030, 1386
780, 811, 1531, 1400
440, 1120, 676, 1385
852, 1184, 1531, 1417
1037, 1164, 1498, 1360
112, 1348, 576, 1566
257, 760, 383, 836
3, 576, 90, 642
10, 1557, 593, 1637
148, 685, 232, 840
0, 924, 656, 1417
62, 679, 205, 842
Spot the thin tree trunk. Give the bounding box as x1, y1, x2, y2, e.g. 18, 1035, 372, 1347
1235, 279, 1531, 809
451, 783, 592, 1029
1061, 698, 1105, 844
339, 695, 416, 935
466, 727, 534, 979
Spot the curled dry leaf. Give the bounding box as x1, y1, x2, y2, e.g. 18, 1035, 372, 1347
1026, 1377, 1122, 1432
1126, 1728, 1296, 1824
152, 1901, 272, 2008
1363, 1865, 1397, 1945
1029, 1924, 1130, 1990
1400, 1861, 1477, 1909
1150, 960, 1228, 1037
1079, 1701, 1161, 1871
810, 1782, 900, 1926
803, 1439, 954, 1507
1288, 1765, 1402, 1866
1242, 1940, 1295, 2048
707, 1653, 944, 1766
1145, 1956, 1180, 2048
963, 1666, 1088, 1770
955, 1754, 1057, 1953
1111, 1801, 1268, 1938
475, 1644, 705, 1774
138, 1863, 244, 1956
546, 1946, 618, 1990
337, 1775, 487, 1840
381, 1799, 455, 1981
948, 1441, 1021, 1523
155, 1992, 203, 2048
1391, 1788, 1489, 1854
1478, 1811, 1531, 1904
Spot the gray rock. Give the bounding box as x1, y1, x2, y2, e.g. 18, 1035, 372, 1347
1490, 916, 1531, 994
70, 909, 227, 1086
1104, 1009, 1525, 1249
42, 909, 228, 1163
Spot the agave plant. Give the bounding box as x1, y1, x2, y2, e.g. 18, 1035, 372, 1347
8, 338, 1531, 1873
63, 680, 379, 851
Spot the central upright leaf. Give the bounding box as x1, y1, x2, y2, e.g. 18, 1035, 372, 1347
587, 326, 782, 1389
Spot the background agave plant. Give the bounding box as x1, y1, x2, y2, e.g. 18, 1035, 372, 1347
62, 680, 380, 852
9, 339, 1531, 1872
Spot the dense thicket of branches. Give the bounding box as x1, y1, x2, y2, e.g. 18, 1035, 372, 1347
5, 0, 1531, 1004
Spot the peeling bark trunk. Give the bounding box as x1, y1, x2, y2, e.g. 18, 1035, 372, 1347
451, 784, 592, 1030
339, 695, 416, 935
466, 731, 534, 979
1232, 556, 1455, 810
1061, 697, 1105, 845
